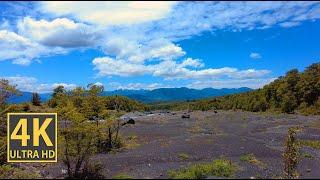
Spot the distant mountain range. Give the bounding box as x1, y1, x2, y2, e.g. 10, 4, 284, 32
8, 87, 252, 104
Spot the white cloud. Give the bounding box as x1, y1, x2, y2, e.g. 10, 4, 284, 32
179, 58, 204, 68
279, 21, 301, 28
93, 82, 104, 87
0, 30, 64, 65
109, 82, 171, 90
250, 52, 262, 59
2, 1, 320, 89
188, 78, 277, 89
93, 56, 270, 80
1, 76, 77, 93
38, 1, 177, 26
2, 1, 320, 67
103, 38, 185, 63
18, 17, 101, 48
93, 57, 151, 77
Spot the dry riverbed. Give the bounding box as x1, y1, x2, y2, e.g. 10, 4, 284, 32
41, 110, 320, 179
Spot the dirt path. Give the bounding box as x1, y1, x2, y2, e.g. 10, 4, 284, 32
43, 110, 320, 178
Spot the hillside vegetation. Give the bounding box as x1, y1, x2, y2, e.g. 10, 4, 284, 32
153, 63, 320, 115
0, 82, 148, 178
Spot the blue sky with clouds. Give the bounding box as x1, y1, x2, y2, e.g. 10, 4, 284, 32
0, 1, 319, 92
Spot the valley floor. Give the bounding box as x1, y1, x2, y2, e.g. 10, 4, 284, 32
42, 110, 320, 178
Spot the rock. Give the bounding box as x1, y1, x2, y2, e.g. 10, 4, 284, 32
121, 118, 135, 126
127, 119, 135, 124
61, 169, 68, 174
181, 114, 190, 118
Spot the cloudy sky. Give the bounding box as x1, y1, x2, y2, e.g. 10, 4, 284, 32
0, 1, 320, 93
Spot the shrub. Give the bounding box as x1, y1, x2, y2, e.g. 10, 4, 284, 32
178, 153, 190, 161
168, 159, 237, 179
0, 165, 41, 179
283, 127, 300, 179
79, 161, 105, 179
240, 153, 265, 168
31, 92, 41, 106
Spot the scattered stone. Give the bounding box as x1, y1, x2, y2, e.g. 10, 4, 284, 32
61, 169, 68, 174
182, 114, 190, 118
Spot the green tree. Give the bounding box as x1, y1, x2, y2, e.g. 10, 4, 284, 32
31, 92, 41, 106
0, 79, 19, 111
48, 86, 67, 108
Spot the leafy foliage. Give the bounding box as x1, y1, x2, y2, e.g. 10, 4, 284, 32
168, 159, 237, 179
283, 127, 300, 179
49, 84, 144, 178
0, 79, 20, 111
31, 92, 41, 106
156, 63, 320, 115
0, 165, 41, 179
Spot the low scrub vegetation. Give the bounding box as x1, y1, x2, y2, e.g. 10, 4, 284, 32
0, 165, 41, 179
112, 173, 134, 179
178, 153, 190, 161
299, 139, 320, 150
240, 153, 265, 168
168, 159, 237, 179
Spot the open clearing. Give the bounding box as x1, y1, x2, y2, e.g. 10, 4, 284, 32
41, 110, 320, 178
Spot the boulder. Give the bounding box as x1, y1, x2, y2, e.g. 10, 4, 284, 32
181, 114, 190, 118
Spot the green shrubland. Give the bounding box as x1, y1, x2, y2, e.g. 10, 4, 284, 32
153, 63, 320, 115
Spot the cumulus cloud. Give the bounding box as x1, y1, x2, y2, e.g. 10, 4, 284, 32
38, 1, 177, 26
103, 38, 185, 63
0, 30, 65, 65
18, 17, 101, 48
93, 56, 270, 80
1, 76, 77, 93
250, 52, 262, 59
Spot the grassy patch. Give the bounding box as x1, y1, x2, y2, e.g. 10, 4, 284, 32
124, 135, 140, 150
240, 153, 266, 168
168, 159, 237, 179
178, 153, 190, 161
302, 152, 313, 159
112, 173, 133, 179
299, 140, 320, 150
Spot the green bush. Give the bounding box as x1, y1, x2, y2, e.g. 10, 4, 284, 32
168, 159, 237, 179
0, 165, 41, 179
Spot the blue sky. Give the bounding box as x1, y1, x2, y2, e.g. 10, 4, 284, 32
0, 1, 319, 92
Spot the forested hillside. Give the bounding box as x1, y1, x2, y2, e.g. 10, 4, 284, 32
155, 63, 320, 115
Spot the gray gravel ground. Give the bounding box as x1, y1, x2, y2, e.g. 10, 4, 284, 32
41, 110, 320, 179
